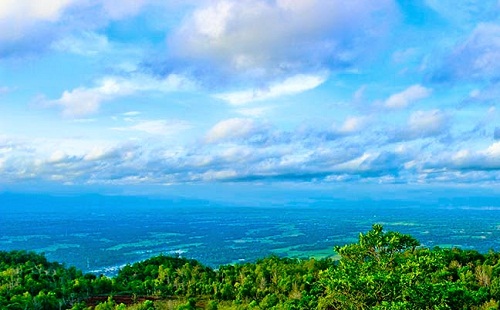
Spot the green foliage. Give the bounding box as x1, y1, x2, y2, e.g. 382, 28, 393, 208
115, 255, 216, 298
0, 250, 91, 309
317, 224, 494, 309
1, 225, 500, 309
94, 297, 123, 310
206, 300, 219, 310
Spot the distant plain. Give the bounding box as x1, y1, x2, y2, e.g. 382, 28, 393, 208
1, 193, 499, 275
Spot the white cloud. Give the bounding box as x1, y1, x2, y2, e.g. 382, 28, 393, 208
51, 31, 110, 56
448, 141, 500, 170
0, 0, 162, 57
201, 169, 238, 181
278, 151, 313, 169
0, 137, 130, 185
384, 84, 432, 109
338, 116, 370, 134
405, 109, 448, 139
205, 118, 260, 143
333, 153, 372, 172
457, 23, 500, 79
83, 147, 112, 161
56, 86, 106, 117
114, 119, 192, 135
52, 73, 194, 117
0, 0, 155, 39
214, 73, 327, 105
387, 109, 450, 142
0, 0, 72, 21
191, 0, 234, 39
2, 119, 500, 186
482, 141, 500, 158
434, 23, 500, 82
48, 150, 69, 163
169, 0, 397, 82
408, 110, 445, 132
0, 0, 74, 41
122, 111, 141, 116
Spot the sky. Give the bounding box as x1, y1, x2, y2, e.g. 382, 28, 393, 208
1, 0, 500, 197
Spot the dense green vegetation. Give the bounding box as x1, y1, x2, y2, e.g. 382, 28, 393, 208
2, 225, 500, 309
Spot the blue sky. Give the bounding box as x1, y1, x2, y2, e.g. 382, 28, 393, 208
1, 0, 500, 196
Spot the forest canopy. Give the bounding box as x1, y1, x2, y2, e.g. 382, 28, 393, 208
1, 224, 500, 309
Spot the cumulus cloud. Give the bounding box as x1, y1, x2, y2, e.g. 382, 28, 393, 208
122, 111, 141, 116
54, 86, 108, 117
1, 121, 499, 186
384, 84, 432, 109
205, 118, 264, 143
0, 136, 134, 184
0, 0, 73, 41
433, 23, 500, 82
113, 119, 192, 136
392, 110, 449, 141
0, 0, 155, 41
0, 0, 161, 58
447, 141, 500, 170
332, 153, 372, 172
482, 141, 500, 158
408, 110, 447, 135
0, 0, 79, 57
332, 151, 407, 177
51, 73, 193, 117
337, 116, 370, 134
168, 0, 397, 84
214, 73, 327, 105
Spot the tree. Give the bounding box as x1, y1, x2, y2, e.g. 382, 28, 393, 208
318, 224, 494, 309
319, 224, 423, 309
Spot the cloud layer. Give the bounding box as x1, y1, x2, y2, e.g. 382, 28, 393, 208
1, 0, 500, 191
168, 0, 397, 84
50, 74, 193, 117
